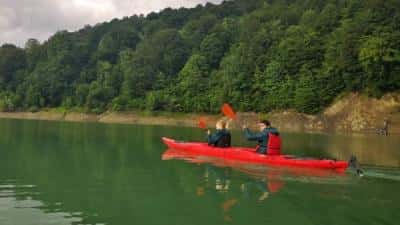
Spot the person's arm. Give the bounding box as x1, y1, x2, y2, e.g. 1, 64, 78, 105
244, 128, 264, 141
207, 133, 213, 144
207, 129, 212, 144
208, 131, 222, 145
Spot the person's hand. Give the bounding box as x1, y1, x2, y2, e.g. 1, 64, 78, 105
207, 129, 211, 135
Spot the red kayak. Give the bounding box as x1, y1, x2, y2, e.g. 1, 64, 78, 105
162, 137, 349, 172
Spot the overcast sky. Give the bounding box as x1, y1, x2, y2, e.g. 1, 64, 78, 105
0, 0, 224, 47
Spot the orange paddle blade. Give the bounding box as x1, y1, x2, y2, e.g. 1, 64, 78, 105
198, 117, 207, 129
221, 103, 236, 120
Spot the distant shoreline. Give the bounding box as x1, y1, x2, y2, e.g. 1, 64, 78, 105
0, 111, 216, 128
0, 103, 398, 135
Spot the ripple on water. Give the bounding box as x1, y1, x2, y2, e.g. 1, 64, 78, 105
0, 180, 82, 225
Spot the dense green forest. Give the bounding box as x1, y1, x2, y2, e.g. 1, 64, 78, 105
0, 0, 399, 114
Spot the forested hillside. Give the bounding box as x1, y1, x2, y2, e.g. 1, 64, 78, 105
0, 0, 399, 114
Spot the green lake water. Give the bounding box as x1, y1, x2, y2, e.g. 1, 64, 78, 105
0, 118, 399, 225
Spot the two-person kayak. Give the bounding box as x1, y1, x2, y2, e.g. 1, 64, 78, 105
162, 137, 349, 172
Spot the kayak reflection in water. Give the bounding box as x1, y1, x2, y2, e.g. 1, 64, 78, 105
243, 119, 281, 155
241, 180, 269, 201
200, 166, 237, 222
203, 165, 232, 192
198, 165, 285, 222
207, 118, 232, 148
241, 170, 285, 202
200, 165, 285, 197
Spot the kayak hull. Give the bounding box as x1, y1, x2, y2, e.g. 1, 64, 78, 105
162, 137, 348, 172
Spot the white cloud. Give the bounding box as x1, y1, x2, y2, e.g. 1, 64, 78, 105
0, 0, 224, 47
0, 7, 16, 29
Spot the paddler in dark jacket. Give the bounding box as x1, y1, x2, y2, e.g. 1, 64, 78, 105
243, 120, 279, 154
207, 119, 232, 148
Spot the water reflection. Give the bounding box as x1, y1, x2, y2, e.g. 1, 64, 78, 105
0, 119, 399, 225
162, 148, 351, 185
162, 148, 357, 223
279, 132, 400, 168
0, 183, 82, 225
198, 165, 280, 222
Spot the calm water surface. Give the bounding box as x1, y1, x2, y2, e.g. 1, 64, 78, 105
0, 118, 399, 225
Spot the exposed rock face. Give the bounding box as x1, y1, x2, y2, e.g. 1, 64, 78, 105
263, 93, 400, 134
323, 93, 400, 133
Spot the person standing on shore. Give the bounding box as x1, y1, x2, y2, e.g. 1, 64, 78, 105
383, 118, 389, 136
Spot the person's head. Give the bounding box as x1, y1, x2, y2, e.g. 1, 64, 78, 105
257, 120, 270, 131
216, 120, 226, 130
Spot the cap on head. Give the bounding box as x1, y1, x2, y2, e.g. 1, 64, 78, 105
258, 120, 270, 127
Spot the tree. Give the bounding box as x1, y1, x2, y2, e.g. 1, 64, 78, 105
0, 44, 26, 90
277, 25, 323, 76
97, 30, 140, 63
24, 39, 44, 72
0, 0, 399, 114
253, 61, 284, 111
176, 54, 210, 112
86, 81, 112, 113
359, 33, 400, 95
199, 31, 231, 69
180, 14, 218, 49
294, 65, 320, 113
214, 44, 254, 111
323, 19, 364, 92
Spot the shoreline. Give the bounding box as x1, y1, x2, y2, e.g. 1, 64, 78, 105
1, 92, 399, 135
0, 108, 398, 135
0, 111, 220, 128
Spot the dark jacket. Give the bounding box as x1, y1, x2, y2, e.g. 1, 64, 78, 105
208, 129, 231, 147
244, 127, 279, 154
